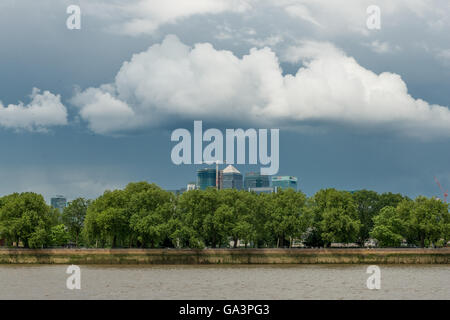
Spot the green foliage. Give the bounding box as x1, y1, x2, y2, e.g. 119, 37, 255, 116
264, 189, 310, 247
62, 198, 90, 246
352, 190, 379, 245
50, 224, 71, 247
308, 189, 361, 247
218, 189, 258, 247
28, 225, 48, 249
370, 206, 406, 247
83, 182, 175, 248
407, 197, 448, 247
370, 197, 449, 248
177, 188, 224, 248
0, 183, 447, 249
375, 192, 410, 212
0, 192, 55, 248
128, 184, 175, 248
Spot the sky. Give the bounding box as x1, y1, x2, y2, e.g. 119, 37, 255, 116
0, 0, 449, 202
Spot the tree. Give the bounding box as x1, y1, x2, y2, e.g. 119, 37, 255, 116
50, 224, 71, 247
83, 182, 177, 248
217, 189, 257, 248
441, 207, 450, 247
230, 191, 258, 248
248, 192, 272, 248
370, 206, 407, 247
320, 208, 361, 246
375, 192, 409, 212
177, 188, 222, 248
62, 198, 90, 246
203, 204, 234, 247
0, 193, 54, 248
408, 197, 449, 247
128, 184, 175, 248
264, 189, 310, 248
96, 207, 129, 247
309, 189, 361, 247
352, 190, 379, 246
28, 225, 48, 249
83, 188, 131, 248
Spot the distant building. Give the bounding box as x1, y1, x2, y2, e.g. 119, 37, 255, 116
272, 176, 298, 191
222, 165, 243, 190
244, 172, 270, 190
218, 170, 223, 190
248, 187, 275, 194
51, 195, 67, 212
197, 168, 216, 190
187, 183, 197, 191
197, 168, 223, 190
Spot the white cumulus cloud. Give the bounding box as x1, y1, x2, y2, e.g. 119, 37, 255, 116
72, 35, 450, 137
0, 88, 68, 132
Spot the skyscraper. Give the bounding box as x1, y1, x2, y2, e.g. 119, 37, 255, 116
244, 172, 270, 190
51, 195, 67, 212
197, 168, 218, 190
271, 176, 298, 191
222, 165, 243, 190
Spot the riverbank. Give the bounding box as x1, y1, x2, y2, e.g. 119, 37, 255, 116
0, 248, 448, 264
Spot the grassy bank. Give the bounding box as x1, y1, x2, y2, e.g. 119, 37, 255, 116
0, 248, 449, 264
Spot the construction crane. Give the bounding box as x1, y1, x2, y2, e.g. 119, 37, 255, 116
434, 176, 448, 203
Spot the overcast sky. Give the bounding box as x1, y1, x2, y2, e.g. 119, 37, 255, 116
0, 0, 449, 201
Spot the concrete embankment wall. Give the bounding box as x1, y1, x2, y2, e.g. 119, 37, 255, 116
0, 248, 448, 264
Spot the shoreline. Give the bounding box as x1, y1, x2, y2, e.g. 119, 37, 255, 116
0, 248, 448, 265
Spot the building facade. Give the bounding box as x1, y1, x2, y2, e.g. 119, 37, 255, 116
222, 165, 243, 190
244, 172, 270, 190
51, 195, 67, 212
197, 168, 221, 190
187, 183, 197, 191
248, 187, 275, 194
271, 176, 298, 191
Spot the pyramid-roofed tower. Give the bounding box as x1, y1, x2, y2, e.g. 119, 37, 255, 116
223, 165, 241, 174
222, 165, 243, 190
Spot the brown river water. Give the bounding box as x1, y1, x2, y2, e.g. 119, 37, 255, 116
0, 264, 448, 299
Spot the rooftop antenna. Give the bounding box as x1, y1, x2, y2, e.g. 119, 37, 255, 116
434, 176, 448, 203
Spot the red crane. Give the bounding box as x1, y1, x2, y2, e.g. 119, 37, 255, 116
434, 177, 448, 203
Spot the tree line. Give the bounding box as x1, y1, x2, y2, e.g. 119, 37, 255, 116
0, 182, 448, 249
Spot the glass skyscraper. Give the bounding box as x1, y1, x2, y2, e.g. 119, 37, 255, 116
51, 195, 67, 212
222, 165, 243, 190
197, 168, 218, 190
271, 176, 298, 191
244, 172, 270, 190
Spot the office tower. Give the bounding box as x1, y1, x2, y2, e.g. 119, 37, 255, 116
222, 165, 243, 190
271, 176, 298, 191
197, 168, 219, 190
51, 195, 67, 212
244, 172, 270, 190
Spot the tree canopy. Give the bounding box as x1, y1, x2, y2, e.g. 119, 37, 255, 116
0, 183, 448, 249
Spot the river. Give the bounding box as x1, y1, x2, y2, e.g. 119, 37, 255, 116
0, 264, 448, 299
